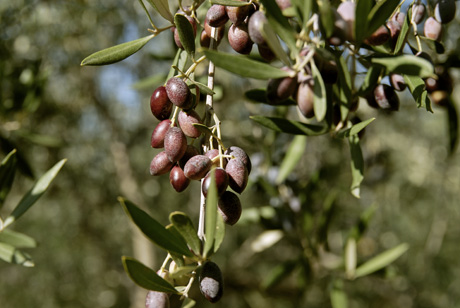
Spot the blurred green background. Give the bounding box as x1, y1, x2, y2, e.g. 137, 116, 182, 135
1, 0, 460, 307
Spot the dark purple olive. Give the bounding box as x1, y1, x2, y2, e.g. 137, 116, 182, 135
150, 86, 173, 121
257, 44, 276, 62
164, 127, 187, 162
435, 0, 456, 24
202, 168, 229, 197
296, 79, 315, 118
364, 25, 390, 46
151, 119, 172, 148
389, 73, 406, 91
206, 5, 229, 27
205, 149, 226, 168
248, 11, 267, 45
184, 155, 212, 180
199, 262, 223, 303
225, 146, 252, 174
178, 109, 202, 138
228, 23, 253, 54
170, 165, 190, 192
179, 145, 200, 169
386, 20, 402, 48
150, 151, 175, 176
373, 84, 400, 111
218, 191, 242, 225
145, 290, 170, 308
226, 2, 251, 25
267, 70, 297, 103
165, 77, 193, 109
392, 12, 406, 26
225, 158, 248, 194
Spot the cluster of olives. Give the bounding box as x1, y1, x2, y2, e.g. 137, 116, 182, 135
425, 65, 453, 106
145, 261, 223, 307
149, 75, 251, 226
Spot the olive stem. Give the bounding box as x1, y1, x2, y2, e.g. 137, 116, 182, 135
137, 0, 157, 30
170, 106, 180, 127
181, 273, 196, 299
411, 4, 423, 52
160, 254, 171, 271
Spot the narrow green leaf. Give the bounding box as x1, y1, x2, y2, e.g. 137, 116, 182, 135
192, 123, 214, 137
276, 135, 307, 184
447, 99, 459, 155
359, 65, 383, 95
365, 0, 399, 39
167, 49, 184, 81
261, 22, 291, 67
0, 229, 37, 248
4, 159, 66, 227
250, 116, 328, 135
244, 89, 296, 105
0, 242, 34, 267
345, 238, 357, 279
337, 118, 375, 138
211, 0, 251, 6
404, 75, 432, 112
354, 243, 409, 278
348, 135, 363, 198
393, 11, 410, 54
336, 55, 352, 121
122, 257, 179, 293
81, 35, 154, 66
311, 61, 327, 122
0, 149, 17, 207
371, 55, 434, 78
187, 80, 214, 95
420, 36, 445, 54
119, 198, 194, 257
330, 280, 348, 308
203, 170, 218, 258
169, 212, 201, 255
182, 298, 196, 308
261, 260, 296, 290
213, 213, 225, 254
145, 0, 174, 22
175, 14, 195, 57
318, 0, 335, 38
169, 265, 196, 279
355, 0, 373, 43
260, 0, 298, 57
202, 49, 291, 80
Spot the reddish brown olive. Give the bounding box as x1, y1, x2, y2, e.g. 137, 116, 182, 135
184, 155, 212, 180
226, 158, 248, 194
165, 78, 192, 109
151, 119, 172, 148
150, 86, 173, 121
150, 151, 175, 176
206, 5, 229, 27
178, 109, 202, 138
202, 168, 229, 197
170, 165, 190, 192
218, 191, 242, 225
228, 23, 253, 54
164, 127, 187, 163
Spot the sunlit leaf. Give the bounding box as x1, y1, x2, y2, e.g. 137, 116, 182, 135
175, 14, 195, 57
169, 212, 201, 255
330, 279, 348, 308
81, 35, 154, 66
404, 75, 432, 112
202, 49, 291, 80
250, 116, 328, 135
203, 169, 217, 258
214, 213, 225, 254
4, 159, 66, 227
119, 198, 194, 257
0, 149, 17, 208
122, 257, 179, 293
336, 55, 352, 121
393, 11, 410, 54
337, 118, 375, 138
311, 61, 327, 122
187, 79, 215, 95
348, 134, 363, 198
359, 65, 383, 95
261, 22, 291, 66
250, 230, 284, 253
354, 243, 409, 278
0, 229, 36, 248
371, 55, 434, 78
345, 238, 357, 279
145, 0, 174, 22
0, 242, 34, 267
276, 135, 307, 184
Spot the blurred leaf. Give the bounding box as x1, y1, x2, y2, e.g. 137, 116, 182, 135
393, 11, 410, 54
261, 22, 291, 67
182, 298, 196, 308
250, 230, 284, 253
359, 65, 383, 95
203, 169, 217, 258
14, 131, 63, 148
420, 36, 445, 54
345, 238, 357, 279
354, 243, 409, 278
348, 134, 363, 198
371, 55, 434, 78
292, 0, 312, 25
119, 198, 194, 258
447, 99, 459, 155
0, 242, 34, 267
337, 118, 375, 138
318, 0, 334, 38
365, 0, 399, 40
167, 49, 184, 81
276, 135, 307, 184
260, 0, 298, 57
336, 55, 352, 120
211, 0, 250, 6
348, 204, 377, 240
4, 159, 66, 227
169, 265, 196, 279
169, 212, 201, 255
81, 35, 154, 66
355, 0, 373, 43
175, 14, 195, 57
262, 260, 296, 290
0, 229, 36, 248
145, 0, 174, 22
404, 75, 432, 112
214, 212, 225, 254
131, 74, 165, 90
0, 136, 34, 178
330, 279, 348, 308
244, 89, 296, 106
202, 49, 291, 80
311, 61, 327, 122
122, 257, 179, 293
250, 116, 328, 135
0, 149, 17, 207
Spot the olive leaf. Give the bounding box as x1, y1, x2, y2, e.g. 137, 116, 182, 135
145, 0, 174, 22
175, 14, 195, 57
250, 116, 328, 136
